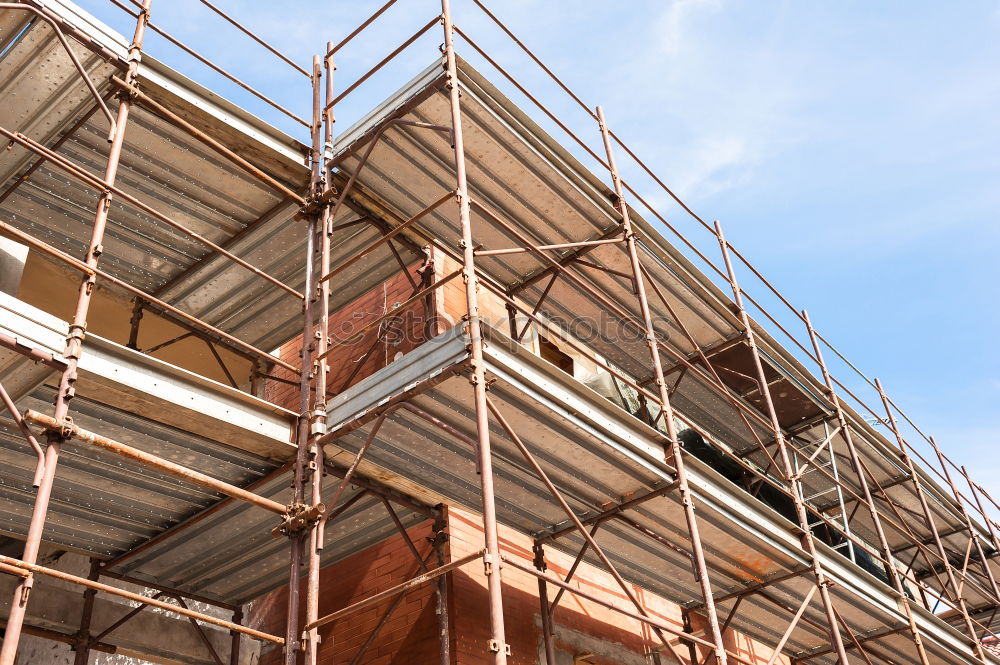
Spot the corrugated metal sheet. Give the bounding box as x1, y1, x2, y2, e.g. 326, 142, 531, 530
327, 53, 1000, 631
1, 0, 995, 656
0, 385, 275, 557
322, 325, 983, 665
0, 8, 422, 354
103, 468, 429, 605
0, 5, 432, 609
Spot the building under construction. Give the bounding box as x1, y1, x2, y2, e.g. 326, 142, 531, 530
0, 2, 998, 665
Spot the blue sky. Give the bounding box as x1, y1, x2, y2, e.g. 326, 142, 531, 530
76, 1, 1000, 499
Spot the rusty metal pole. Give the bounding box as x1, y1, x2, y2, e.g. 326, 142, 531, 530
71, 559, 101, 665
874, 378, 986, 662
714, 222, 849, 665
303, 45, 334, 665
801, 310, 930, 665
962, 465, 1000, 559
298, 52, 327, 665
927, 436, 1000, 603
595, 106, 729, 665
285, 53, 324, 665
440, 2, 508, 661
0, 4, 152, 664
679, 609, 700, 665
126, 298, 143, 349
434, 510, 452, 665
229, 607, 243, 665
532, 542, 557, 665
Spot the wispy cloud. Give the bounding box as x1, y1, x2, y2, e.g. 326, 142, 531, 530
604, 0, 818, 203
655, 0, 723, 59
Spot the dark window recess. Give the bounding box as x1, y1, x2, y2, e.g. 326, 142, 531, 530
538, 336, 573, 375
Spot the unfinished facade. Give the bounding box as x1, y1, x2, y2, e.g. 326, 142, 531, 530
0, 2, 999, 665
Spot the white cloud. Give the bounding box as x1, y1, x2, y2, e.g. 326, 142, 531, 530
671, 134, 751, 199
655, 0, 723, 59
606, 0, 815, 204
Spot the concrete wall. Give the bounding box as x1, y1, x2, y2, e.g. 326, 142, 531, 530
0, 239, 27, 297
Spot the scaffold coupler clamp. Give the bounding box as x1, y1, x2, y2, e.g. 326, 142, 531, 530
49, 416, 75, 441
299, 630, 321, 651
482, 550, 500, 576
116, 78, 140, 103
532, 542, 547, 573
272, 502, 326, 538
309, 408, 326, 438
298, 192, 326, 219
65, 323, 87, 359
429, 528, 448, 551
19, 571, 33, 602
417, 245, 434, 276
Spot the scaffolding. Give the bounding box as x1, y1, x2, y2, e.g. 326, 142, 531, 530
0, 1, 999, 665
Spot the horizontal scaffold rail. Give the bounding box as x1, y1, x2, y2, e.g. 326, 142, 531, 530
23, 410, 289, 515
0, 556, 280, 644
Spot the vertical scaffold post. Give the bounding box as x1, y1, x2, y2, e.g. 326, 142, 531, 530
434, 509, 452, 665
714, 221, 849, 665
440, 1, 509, 661
287, 50, 325, 665
301, 52, 327, 665
962, 466, 1000, 563
302, 40, 336, 665
875, 378, 986, 662
71, 559, 102, 665
0, 4, 152, 664
802, 310, 930, 665
533, 541, 557, 665
928, 436, 1000, 603
230, 607, 244, 665
595, 106, 728, 665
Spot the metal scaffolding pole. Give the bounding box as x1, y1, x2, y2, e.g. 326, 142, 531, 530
433, 510, 452, 665
927, 436, 1000, 604
595, 106, 729, 665
70, 559, 101, 665
301, 49, 329, 665
441, 0, 509, 661
714, 221, 850, 665
962, 466, 1000, 561
297, 40, 336, 665
285, 45, 329, 665
0, 4, 151, 663
2, 2, 998, 664
533, 542, 558, 665
875, 378, 986, 662
229, 608, 243, 665
802, 310, 931, 665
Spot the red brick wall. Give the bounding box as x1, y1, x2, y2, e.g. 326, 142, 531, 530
256, 251, 788, 664
251, 504, 789, 665
264, 249, 512, 410
249, 519, 441, 665
264, 261, 433, 410
434, 252, 510, 334
447, 506, 678, 664
446, 505, 789, 665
